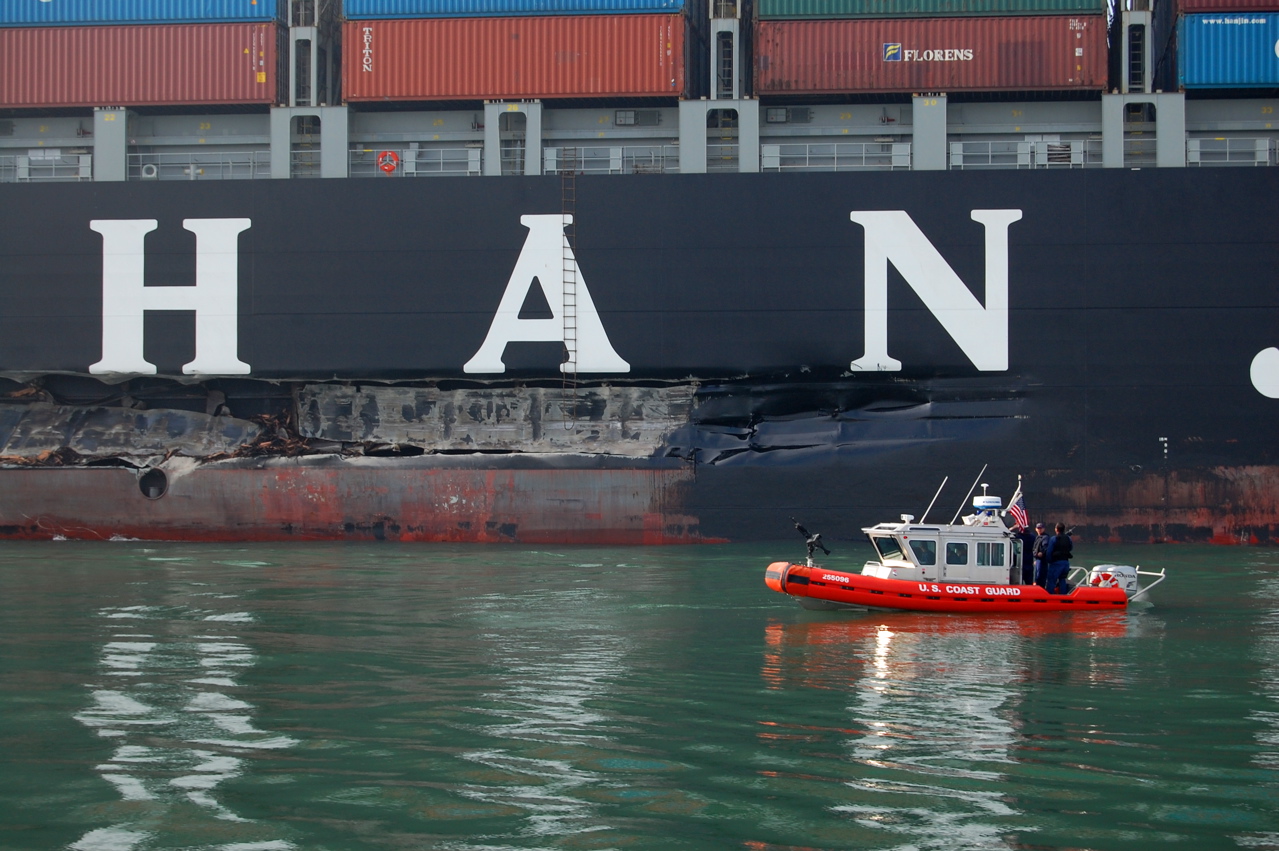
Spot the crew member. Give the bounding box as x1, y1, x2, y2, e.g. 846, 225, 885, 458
1045, 522, 1073, 595
1032, 522, 1050, 587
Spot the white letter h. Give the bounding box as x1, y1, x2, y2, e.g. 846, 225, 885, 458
89, 218, 252, 376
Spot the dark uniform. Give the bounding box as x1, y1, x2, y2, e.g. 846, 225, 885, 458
1046, 527, 1073, 594
1032, 525, 1050, 587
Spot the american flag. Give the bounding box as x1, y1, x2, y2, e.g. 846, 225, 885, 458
1007, 494, 1028, 530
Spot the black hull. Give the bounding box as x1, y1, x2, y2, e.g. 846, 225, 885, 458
0, 169, 1275, 543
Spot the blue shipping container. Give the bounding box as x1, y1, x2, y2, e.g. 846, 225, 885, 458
341, 0, 683, 17
0, 0, 282, 26
1180, 12, 1279, 87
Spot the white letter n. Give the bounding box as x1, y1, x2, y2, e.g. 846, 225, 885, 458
849, 209, 1022, 372
89, 218, 252, 376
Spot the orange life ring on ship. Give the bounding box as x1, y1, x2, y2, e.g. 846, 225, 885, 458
1090, 572, 1117, 588
377, 150, 400, 174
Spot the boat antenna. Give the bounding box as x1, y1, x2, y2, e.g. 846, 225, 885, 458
919, 476, 948, 524
950, 464, 989, 525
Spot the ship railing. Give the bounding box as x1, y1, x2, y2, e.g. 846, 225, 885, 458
290, 148, 321, 178
349, 146, 483, 177
499, 143, 526, 175
950, 139, 1103, 170
761, 142, 911, 171
1123, 136, 1157, 168
1033, 139, 1103, 167
951, 140, 1032, 169
1187, 137, 1276, 167
707, 141, 739, 172
0, 152, 93, 183
128, 151, 271, 181
544, 145, 680, 175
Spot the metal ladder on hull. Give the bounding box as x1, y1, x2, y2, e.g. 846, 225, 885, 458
561, 147, 578, 428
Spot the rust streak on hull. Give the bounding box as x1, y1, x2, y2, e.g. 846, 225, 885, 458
1044, 466, 1279, 545
0, 460, 708, 544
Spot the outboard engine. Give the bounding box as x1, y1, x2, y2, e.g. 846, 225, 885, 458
1087, 564, 1140, 597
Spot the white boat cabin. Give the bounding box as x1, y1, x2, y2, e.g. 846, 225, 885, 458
860, 495, 1025, 585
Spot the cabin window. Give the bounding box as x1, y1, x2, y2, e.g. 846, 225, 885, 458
871, 536, 906, 561
945, 542, 968, 566
977, 542, 1005, 567
908, 539, 937, 565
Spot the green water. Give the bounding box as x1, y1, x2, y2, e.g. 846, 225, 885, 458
0, 542, 1276, 850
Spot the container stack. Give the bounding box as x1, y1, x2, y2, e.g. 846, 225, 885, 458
1175, 0, 1279, 88
0, 0, 285, 108
340, 0, 704, 101
752, 0, 1109, 94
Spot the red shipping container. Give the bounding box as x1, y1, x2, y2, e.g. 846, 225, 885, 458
754, 16, 1107, 93
0, 23, 280, 108
343, 15, 687, 100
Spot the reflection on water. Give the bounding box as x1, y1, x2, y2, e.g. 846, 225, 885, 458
837, 622, 1022, 849
456, 586, 633, 844
0, 543, 1276, 851
70, 559, 296, 851
758, 611, 1174, 850
1245, 560, 1279, 850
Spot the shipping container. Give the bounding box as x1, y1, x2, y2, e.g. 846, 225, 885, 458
753, 15, 1107, 93
1182, 0, 1279, 11
1179, 12, 1279, 87
343, 15, 692, 100
342, 0, 684, 17
0, 23, 282, 108
755, 0, 1102, 19
0, 0, 283, 26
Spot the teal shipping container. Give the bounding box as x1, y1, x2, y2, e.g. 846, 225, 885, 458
1180, 13, 1279, 87
755, 0, 1102, 17
0, 0, 283, 26
341, 0, 684, 16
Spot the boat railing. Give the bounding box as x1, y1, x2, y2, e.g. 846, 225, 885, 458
950, 139, 1103, 170
761, 142, 911, 172
1067, 564, 1167, 600
544, 145, 680, 175
1128, 567, 1167, 601
128, 151, 271, 181
1187, 136, 1276, 167
349, 146, 483, 177
0, 151, 93, 183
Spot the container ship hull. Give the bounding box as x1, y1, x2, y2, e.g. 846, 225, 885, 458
1, 168, 1277, 544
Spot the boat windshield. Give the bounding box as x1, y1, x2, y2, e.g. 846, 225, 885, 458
869, 535, 907, 562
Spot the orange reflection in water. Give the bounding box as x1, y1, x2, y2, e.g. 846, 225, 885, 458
761, 610, 1130, 692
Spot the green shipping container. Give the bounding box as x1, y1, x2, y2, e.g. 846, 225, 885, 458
755, 0, 1103, 17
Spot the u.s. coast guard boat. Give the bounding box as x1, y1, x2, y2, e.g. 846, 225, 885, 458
765, 481, 1166, 613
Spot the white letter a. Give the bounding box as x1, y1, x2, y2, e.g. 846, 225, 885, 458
464, 215, 630, 374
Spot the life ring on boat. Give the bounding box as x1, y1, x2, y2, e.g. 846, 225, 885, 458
1090, 572, 1118, 588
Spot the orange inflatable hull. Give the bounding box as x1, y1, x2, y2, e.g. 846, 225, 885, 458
765, 561, 1129, 613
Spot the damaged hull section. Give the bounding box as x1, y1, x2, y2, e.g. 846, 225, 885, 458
0, 455, 702, 544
